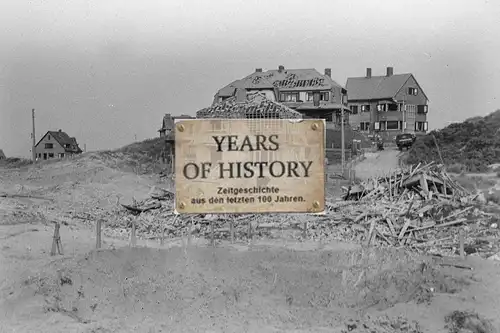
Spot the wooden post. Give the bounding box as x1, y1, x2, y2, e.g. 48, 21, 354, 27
247, 222, 252, 241
211, 221, 215, 247
130, 216, 137, 247
188, 219, 192, 246
230, 220, 234, 244
96, 219, 102, 249
32, 109, 36, 163
50, 222, 63, 256
459, 229, 465, 259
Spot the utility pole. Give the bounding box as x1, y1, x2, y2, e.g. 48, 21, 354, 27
31, 109, 36, 163
340, 90, 345, 173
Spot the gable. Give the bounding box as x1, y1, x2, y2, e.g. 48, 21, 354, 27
35, 131, 63, 148
395, 74, 429, 102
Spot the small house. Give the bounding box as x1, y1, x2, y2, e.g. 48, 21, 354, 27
34, 129, 83, 160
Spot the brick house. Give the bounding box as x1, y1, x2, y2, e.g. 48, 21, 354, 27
213, 65, 350, 127
34, 130, 82, 160
346, 67, 429, 140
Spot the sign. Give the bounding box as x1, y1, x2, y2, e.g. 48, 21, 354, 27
174, 119, 325, 214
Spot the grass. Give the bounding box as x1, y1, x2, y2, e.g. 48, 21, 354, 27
0, 157, 33, 168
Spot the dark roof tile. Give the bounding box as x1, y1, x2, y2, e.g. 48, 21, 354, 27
346, 74, 412, 101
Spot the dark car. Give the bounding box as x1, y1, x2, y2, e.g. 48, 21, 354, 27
395, 133, 416, 151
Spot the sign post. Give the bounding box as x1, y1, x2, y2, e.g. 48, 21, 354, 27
174, 118, 326, 243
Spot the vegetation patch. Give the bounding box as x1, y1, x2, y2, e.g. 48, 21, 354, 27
407, 110, 500, 172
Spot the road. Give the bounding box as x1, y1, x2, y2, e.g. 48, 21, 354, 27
354, 148, 401, 180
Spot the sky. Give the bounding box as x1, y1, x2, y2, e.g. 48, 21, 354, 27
1, 0, 499, 157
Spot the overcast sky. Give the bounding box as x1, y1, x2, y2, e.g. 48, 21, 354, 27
1, 0, 499, 157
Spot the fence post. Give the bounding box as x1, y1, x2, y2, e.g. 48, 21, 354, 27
96, 219, 102, 249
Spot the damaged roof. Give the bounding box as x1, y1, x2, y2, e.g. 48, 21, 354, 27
346, 73, 417, 101
197, 91, 303, 119
217, 68, 344, 97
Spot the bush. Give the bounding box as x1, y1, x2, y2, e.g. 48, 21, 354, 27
406, 109, 500, 172
0, 157, 33, 168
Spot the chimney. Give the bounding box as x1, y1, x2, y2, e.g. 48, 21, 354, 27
324, 68, 332, 78
366, 68, 372, 78
278, 65, 285, 73
58, 129, 62, 132
235, 88, 247, 103
386, 67, 394, 77
255, 68, 262, 73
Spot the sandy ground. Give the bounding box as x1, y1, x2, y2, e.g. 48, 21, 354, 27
1, 155, 500, 332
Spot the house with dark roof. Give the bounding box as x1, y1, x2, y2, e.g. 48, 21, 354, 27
158, 113, 195, 138
34, 129, 82, 160
213, 65, 349, 126
346, 67, 429, 138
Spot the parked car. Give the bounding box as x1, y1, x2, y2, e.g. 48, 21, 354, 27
395, 133, 416, 151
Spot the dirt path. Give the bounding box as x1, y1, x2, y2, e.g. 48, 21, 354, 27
355, 148, 401, 180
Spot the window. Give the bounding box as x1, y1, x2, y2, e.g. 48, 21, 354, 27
388, 104, 399, 111
360, 122, 370, 131
415, 121, 428, 132
417, 105, 428, 114
280, 92, 299, 102
377, 104, 386, 112
361, 104, 371, 112
407, 87, 418, 96
48, 153, 54, 158
45, 143, 53, 149
38, 153, 41, 158
59, 153, 65, 158
48, 135, 51, 140
320, 92, 330, 101
306, 91, 330, 102
374, 122, 380, 130
386, 121, 399, 130
65, 144, 71, 148
350, 105, 359, 114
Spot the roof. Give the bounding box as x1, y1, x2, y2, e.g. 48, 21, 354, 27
158, 114, 175, 132
217, 68, 344, 97
159, 114, 195, 132
197, 91, 303, 119
36, 130, 82, 153
346, 73, 413, 101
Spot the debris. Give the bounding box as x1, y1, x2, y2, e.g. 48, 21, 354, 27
444, 310, 497, 333
98, 164, 500, 258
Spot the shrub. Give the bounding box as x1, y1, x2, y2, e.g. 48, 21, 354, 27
406, 109, 500, 172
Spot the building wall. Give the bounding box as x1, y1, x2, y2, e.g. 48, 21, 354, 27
348, 75, 429, 134
34, 133, 66, 160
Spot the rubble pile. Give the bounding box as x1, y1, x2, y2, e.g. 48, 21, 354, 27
105, 162, 500, 257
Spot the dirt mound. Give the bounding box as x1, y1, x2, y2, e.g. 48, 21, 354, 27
2, 246, 471, 332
